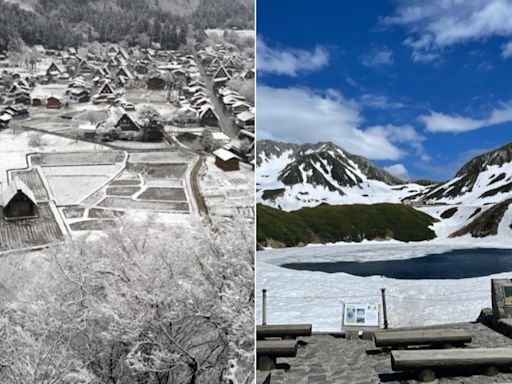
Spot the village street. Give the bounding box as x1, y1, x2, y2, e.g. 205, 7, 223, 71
193, 48, 240, 139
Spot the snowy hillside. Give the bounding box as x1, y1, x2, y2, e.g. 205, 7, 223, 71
256, 140, 426, 211
413, 143, 512, 205
257, 140, 512, 243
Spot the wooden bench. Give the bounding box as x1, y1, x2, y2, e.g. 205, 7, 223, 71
256, 339, 299, 371
391, 347, 512, 382
257, 324, 312, 340
375, 328, 472, 349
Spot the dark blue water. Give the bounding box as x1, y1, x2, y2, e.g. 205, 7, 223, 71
281, 248, 512, 279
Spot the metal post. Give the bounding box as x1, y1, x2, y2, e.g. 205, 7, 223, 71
262, 289, 267, 325
381, 288, 389, 329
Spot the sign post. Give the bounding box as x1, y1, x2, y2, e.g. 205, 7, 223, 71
342, 303, 380, 339
492, 279, 512, 323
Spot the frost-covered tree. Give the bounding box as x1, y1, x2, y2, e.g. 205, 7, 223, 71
0, 218, 254, 384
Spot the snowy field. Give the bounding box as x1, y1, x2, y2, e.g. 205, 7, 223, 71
0, 129, 109, 185
256, 240, 512, 331
200, 157, 254, 219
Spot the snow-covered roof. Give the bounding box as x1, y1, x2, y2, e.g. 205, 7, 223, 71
213, 148, 241, 162
178, 106, 198, 116
236, 110, 254, 122
232, 101, 251, 108
0, 114, 12, 123
199, 105, 219, 119
1, 178, 37, 208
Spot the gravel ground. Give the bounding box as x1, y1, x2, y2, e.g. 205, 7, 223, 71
262, 323, 512, 383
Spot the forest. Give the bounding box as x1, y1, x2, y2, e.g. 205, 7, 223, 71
0, 0, 254, 51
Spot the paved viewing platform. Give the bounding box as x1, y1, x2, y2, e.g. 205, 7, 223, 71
259, 322, 512, 383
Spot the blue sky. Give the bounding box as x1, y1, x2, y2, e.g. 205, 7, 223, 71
257, 0, 512, 181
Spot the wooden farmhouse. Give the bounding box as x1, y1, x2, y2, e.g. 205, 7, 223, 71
199, 106, 219, 127
236, 110, 255, 129
213, 148, 241, 172
116, 112, 141, 132
98, 81, 115, 95
69, 89, 90, 103
46, 62, 63, 79
1, 179, 38, 219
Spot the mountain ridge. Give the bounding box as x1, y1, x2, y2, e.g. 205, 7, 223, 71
257, 139, 422, 211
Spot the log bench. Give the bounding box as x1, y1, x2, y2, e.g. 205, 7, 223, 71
375, 328, 472, 349
391, 347, 512, 382
257, 324, 312, 340
256, 339, 299, 371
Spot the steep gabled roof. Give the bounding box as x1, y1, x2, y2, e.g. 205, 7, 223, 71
199, 105, 219, 119
1, 178, 37, 208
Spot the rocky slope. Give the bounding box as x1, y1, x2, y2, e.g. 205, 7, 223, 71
257, 140, 425, 211
412, 143, 512, 205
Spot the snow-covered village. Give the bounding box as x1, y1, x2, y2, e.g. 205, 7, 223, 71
0, 35, 254, 250
0, 0, 255, 383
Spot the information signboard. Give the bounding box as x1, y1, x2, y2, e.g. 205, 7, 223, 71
503, 285, 512, 306
343, 303, 379, 328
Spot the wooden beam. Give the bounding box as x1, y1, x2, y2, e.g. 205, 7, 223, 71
257, 324, 312, 339
256, 339, 299, 358
391, 348, 512, 370
375, 329, 471, 348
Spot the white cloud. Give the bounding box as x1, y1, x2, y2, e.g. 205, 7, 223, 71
360, 94, 404, 110
384, 163, 410, 180
384, 1, 512, 61
257, 85, 425, 161
366, 124, 429, 161
361, 46, 394, 67
257, 38, 329, 76
502, 41, 512, 58
420, 102, 512, 133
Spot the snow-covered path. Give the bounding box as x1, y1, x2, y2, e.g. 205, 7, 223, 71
256, 240, 512, 331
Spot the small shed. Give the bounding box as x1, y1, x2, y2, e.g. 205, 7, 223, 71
1, 179, 38, 219
213, 148, 241, 172
147, 76, 166, 90
47, 96, 62, 109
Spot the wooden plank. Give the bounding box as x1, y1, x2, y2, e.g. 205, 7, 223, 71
257, 324, 312, 339
256, 340, 298, 358
391, 348, 512, 371
375, 329, 471, 347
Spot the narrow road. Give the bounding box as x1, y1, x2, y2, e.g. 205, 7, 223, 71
189, 155, 209, 218
192, 49, 241, 139
162, 131, 209, 219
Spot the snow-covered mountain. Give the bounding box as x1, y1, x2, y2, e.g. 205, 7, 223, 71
257, 140, 512, 242
257, 140, 426, 211
410, 143, 512, 205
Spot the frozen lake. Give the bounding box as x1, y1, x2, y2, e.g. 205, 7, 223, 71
281, 248, 512, 279
257, 241, 512, 330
